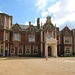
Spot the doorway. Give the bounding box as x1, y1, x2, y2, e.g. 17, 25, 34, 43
5, 50, 8, 56
48, 46, 51, 56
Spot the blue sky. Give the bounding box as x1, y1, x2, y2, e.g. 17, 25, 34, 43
0, 0, 75, 30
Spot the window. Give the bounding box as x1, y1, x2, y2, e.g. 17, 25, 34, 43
6, 33, 8, 40
1, 15, 4, 25
33, 46, 38, 54
14, 33, 20, 41
48, 34, 52, 38
18, 46, 23, 54
26, 46, 31, 54
65, 40, 70, 43
30, 28, 34, 32
0, 46, 3, 54
14, 33, 18, 41
65, 36, 72, 44
29, 35, 35, 42
10, 46, 14, 54
45, 34, 47, 39
65, 47, 71, 54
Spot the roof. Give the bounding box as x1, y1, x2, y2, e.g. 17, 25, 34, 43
12, 24, 38, 30
0, 13, 12, 17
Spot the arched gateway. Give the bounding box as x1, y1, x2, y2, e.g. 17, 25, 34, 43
45, 38, 57, 57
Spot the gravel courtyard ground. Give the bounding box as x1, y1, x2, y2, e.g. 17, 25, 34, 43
0, 57, 75, 75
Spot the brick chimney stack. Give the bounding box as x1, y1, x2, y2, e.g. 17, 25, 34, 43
29, 21, 31, 25
37, 18, 40, 29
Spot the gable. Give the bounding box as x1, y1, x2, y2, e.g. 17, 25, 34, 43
11, 23, 21, 30
61, 26, 72, 36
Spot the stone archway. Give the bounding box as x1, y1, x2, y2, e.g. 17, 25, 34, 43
45, 38, 57, 57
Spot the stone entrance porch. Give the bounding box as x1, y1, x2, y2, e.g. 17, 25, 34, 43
45, 38, 57, 57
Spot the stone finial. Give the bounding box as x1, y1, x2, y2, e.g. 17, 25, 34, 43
46, 16, 51, 23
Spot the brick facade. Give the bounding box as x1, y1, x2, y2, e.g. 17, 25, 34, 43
0, 13, 75, 57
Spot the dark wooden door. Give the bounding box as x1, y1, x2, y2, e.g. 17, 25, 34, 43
48, 47, 51, 56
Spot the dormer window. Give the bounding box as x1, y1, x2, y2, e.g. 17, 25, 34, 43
30, 28, 34, 32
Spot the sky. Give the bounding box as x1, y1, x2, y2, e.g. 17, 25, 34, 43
0, 0, 75, 30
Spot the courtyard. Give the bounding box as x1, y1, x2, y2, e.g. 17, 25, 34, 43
0, 57, 75, 75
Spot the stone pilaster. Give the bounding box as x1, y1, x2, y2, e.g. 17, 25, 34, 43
45, 44, 48, 57
41, 31, 43, 56
3, 30, 5, 56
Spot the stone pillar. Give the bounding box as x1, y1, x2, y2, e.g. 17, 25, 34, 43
54, 45, 57, 57
3, 30, 5, 56
41, 31, 43, 56
45, 44, 48, 57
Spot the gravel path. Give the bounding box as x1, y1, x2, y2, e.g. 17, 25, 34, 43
0, 57, 75, 75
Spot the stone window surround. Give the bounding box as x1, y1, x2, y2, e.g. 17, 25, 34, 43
10, 45, 15, 54
29, 35, 35, 42
18, 45, 23, 55
25, 45, 31, 54
64, 36, 72, 44
33, 46, 38, 54
44, 31, 53, 40
13, 32, 21, 41
64, 47, 72, 54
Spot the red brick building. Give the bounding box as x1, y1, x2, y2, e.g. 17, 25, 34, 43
0, 13, 75, 57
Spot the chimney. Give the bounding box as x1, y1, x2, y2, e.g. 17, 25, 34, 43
37, 18, 40, 29
29, 21, 31, 25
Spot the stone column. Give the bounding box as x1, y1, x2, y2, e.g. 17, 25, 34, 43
45, 44, 48, 57
3, 30, 5, 56
41, 31, 43, 56
54, 45, 57, 57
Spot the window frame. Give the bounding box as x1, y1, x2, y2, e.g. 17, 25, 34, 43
25, 45, 31, 54
10, 45, 15, 54
18, 45, 23, 55
33, 46, 38, 54
29, 35, 35, 42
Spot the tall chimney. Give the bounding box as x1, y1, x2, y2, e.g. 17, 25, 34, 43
29, 21, 31, 25
37, 18, 40, 29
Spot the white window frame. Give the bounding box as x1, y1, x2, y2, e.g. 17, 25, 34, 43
14, 33, 21, 41
25, 45, 31, 54
33, 46, 38, 54
29, 35, 35, 42
65, 47, 71, 54
10, 45, 15, 54
18, 45, 23, 55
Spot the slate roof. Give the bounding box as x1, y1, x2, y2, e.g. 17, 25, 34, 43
12, 24, 39, 30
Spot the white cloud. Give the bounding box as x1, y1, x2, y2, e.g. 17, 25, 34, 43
42, 11, 48, 17
35, 0, 75, 30
25, 21, 29, 25
35, 0, 46, 10
0, 10, 2, 13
